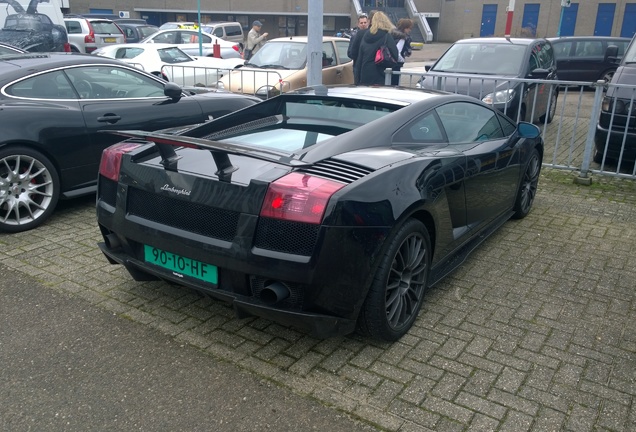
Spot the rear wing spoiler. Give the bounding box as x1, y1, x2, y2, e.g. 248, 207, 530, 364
108, 130, 311, 181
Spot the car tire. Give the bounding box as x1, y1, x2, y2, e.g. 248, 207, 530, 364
593, 147, 604, 164
0, 146, 60, 233
599, 69, 615, 83
358, 218, 431, 341
512, 148, 541, 220
540, 91, 558, 124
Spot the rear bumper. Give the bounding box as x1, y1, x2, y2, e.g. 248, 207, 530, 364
594, 124, 636, 162
99, 242, 358, 338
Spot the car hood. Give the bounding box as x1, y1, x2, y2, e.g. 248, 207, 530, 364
420, 72, 520, 98
220, 67, 305, 94
608, 65, 636, 99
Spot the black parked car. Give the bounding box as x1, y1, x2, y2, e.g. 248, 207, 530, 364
96, 85, 544, 342
594, 34, 636, 164
116, 21, 159, 44
418, 37, 558, 124
548, 36, 630, 83
0, 53, 259, 233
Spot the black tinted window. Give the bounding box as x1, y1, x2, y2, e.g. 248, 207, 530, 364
225, 26, 243, 37
436, 102, 503, 143
394, 111, 445, 143
537, 42, 555, 69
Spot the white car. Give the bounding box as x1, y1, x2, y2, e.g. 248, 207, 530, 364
140, 28, 242, 59
92, 43, 244, 87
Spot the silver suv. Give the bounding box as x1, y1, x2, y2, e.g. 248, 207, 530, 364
64, 17, 125, 53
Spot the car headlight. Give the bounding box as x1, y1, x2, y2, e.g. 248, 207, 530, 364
482, 88, 516, 105
602, 96, 628, 114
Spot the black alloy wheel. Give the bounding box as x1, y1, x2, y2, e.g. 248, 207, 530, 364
512, 148, 541, 219
358, 218, 431, 341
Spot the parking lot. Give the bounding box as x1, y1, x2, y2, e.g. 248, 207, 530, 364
1, 167, 635, 431
2, 44, 636, 431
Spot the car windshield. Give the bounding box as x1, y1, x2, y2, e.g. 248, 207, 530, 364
248, 42, 307, 70
157, 47, 193, 63
432, 43, 525, 75
623, 38, 636, 64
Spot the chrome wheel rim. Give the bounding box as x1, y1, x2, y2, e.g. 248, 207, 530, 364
0, 154, 55, 227
385, 232, 428, 330
520, 153, 540, 214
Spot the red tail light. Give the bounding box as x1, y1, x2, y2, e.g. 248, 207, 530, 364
99, 142, 141, 182
84, 22, 95, 43
260, 173, 345, 224
232, 44, 240, 52
63, 43, 71, 52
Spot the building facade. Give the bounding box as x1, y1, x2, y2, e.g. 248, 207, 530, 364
63, 1, 636, 42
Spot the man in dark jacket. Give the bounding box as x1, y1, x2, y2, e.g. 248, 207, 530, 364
354, 11, 399, 86
348, 11, 374, 84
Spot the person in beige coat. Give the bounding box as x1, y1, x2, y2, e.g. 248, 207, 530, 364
244, 20, 268, 61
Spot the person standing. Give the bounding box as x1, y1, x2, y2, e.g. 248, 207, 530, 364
390, 18, 413, 86
347, 13, 369, 57
354, 11, 398, 86
348, 11, 375, 84
244, 20, 268, 61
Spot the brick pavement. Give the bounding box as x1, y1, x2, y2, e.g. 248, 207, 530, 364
1, 169, 635, 431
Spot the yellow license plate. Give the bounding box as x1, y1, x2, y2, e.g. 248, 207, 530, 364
104, 37, 117, 43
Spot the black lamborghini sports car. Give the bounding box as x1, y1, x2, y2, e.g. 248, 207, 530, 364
96, 85, 543, 341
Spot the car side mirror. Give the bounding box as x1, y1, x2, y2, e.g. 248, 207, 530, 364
529, 68, 550, 79
517, 122, 541, 139
424, 64, 432, 72
164, 82, 183, 101
604, 45, 619, 64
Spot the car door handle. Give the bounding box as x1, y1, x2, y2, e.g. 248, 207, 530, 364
97, 114, 122, 124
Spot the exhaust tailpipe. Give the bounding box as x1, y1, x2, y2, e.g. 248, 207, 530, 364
104, 233, 121, 250
260, 281, 290, 305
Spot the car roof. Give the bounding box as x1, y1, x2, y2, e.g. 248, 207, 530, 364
118, 22, 157, 28
453, 37, 546, 46
290, 84, 457, 105
268, 36, 352, 43
547, 36, 631, 42
0, 53, 138, 80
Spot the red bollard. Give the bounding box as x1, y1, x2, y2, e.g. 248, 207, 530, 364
213, 42, 221, 58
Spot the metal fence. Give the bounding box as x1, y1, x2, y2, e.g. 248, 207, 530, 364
158, 64, 636, 181
394, 69, 636, 180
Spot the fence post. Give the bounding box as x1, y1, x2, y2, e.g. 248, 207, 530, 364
384, 68, 392, 86
576, 80, 605, 185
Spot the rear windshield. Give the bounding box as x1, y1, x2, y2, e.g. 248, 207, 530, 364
91, 21, 123, 35
209, 98, 398, 153
138, 26, 159, 38
4, 14, 48, 31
